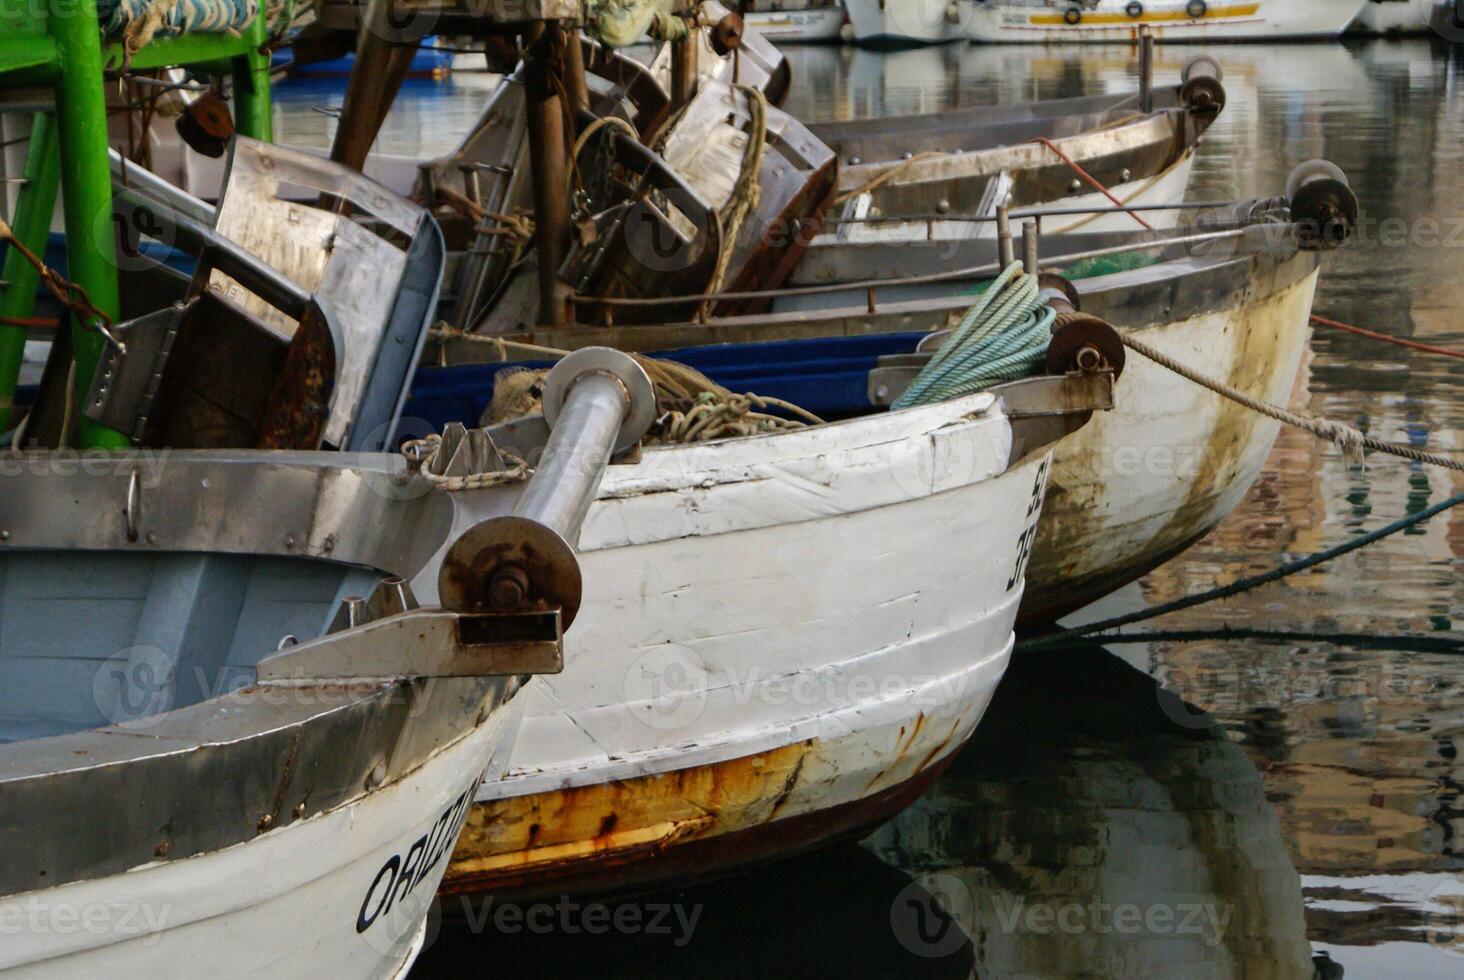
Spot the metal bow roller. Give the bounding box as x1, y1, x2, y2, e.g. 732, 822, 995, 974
438, 346, 657, 634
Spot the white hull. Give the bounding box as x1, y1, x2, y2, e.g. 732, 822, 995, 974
966, 0, 1368, 42
744, 5, 847, 40
444, 391, 1053, 892
1023, 267, 1321, 622
1354, 0, 1433, 31
2, 699, 522, 978
846, 0, 970, 44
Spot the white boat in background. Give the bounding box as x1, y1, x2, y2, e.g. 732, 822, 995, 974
966, 0, 1368, 42
1353, 0, 1433, 32
846, 0, 972, 45
744, 0, 847, 41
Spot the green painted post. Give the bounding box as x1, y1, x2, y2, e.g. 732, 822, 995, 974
233, 12, 273, 141
0, 113, 61, 431
48, 0, 128, 448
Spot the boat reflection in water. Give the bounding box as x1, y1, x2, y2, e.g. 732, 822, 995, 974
415, 648, 1316, 977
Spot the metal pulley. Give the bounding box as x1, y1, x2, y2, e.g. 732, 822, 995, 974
438, 348, 656, 629
1180, 56, 1226, 113
175, 92, 235, 158
1038, 275, 1126, 380
1286, 159, 1358, 251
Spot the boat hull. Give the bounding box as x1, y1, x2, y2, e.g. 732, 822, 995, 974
0, 696, 521, 978
966, 0, 1367, 42
846, 0, 969, 44
441, 395, 1053, 899
1019, 266, 1320, 626
744, 5, 847, 40
1353, 0, 1433, 32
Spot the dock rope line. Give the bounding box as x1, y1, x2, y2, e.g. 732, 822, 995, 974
1028, 136, 1155, 231
891, 262, 1054, 409
1020, 488, 1464, 650
1120, 332, 1464, 472
1310, 313, 1464, 361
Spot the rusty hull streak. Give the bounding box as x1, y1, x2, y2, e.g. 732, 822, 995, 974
1018, 269, 1315, 628
443, 732, 963, 901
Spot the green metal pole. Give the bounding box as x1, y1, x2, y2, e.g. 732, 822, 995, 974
233, 12, 272, 141
0, 113, 61, 431
48, 0, 128, 448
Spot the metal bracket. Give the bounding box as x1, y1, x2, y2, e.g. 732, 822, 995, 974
256, 606, 563, 683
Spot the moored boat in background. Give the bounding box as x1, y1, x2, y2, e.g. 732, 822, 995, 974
965, 0, 1369, 43
744, 0, 848, 41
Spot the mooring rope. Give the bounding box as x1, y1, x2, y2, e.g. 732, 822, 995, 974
892, 262, 1054, 409
1121, 332, 1464, 472
702, 84, 769, 313
1020, 488, 1464, 649
400, 432, 533, 491
1311, 313, 1464, 361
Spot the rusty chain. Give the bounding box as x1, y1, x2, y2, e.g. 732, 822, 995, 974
0, 217, 126, 350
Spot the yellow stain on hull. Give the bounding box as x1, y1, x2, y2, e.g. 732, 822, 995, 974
1029, 3, 1261, 26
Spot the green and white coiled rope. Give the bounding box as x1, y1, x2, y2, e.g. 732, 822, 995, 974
891, 263, 1055, 409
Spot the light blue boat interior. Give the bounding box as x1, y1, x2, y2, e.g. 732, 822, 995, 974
0, 551, 382, 745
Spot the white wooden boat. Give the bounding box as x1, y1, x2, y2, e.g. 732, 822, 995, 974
1353, 0, 1433, 32
435, 167, 1355, 636
744, 0, 848, 41
809, 69, 1223, 246
965, 0, 1368, 42
408, 368, 1111, 899
845, 0, 972, 45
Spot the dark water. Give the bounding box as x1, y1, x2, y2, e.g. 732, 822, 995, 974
307, 39, 1464, 978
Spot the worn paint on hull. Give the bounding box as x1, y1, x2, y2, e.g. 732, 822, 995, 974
1019, 269, 1320, 626
967, 0, 1366, 41
439, 396, 1056, 898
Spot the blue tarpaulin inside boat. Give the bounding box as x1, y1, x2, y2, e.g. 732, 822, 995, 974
403, 333, 927, 433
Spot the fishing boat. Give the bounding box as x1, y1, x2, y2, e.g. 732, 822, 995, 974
845, 0, 972, 45
964, 0, 1368, 42
744, 0, 848, 41
428, 161, 1356, 636
408, 333, 1112, 901
0, 139, 633, 974
808, 57, 1224, 245
1352, 0, 1434, 32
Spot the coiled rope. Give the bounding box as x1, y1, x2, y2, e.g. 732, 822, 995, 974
1122, 332, 1464, 472
891, 262, 1055, 409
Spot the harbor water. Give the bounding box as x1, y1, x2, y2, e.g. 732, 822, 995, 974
269, 38, 1464, 978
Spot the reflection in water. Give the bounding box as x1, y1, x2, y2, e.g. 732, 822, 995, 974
415, 648, 1315, 977
283, 38, 1464, 976
867, 648, 1317, 979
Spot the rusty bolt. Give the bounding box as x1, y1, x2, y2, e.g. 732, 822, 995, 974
257, 813, 275, 832
154, 840, 172, 857
487, 563, 531, 612
1076, 346, 1104, 372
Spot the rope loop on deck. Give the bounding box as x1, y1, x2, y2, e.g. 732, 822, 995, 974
401, 432, 533, 491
